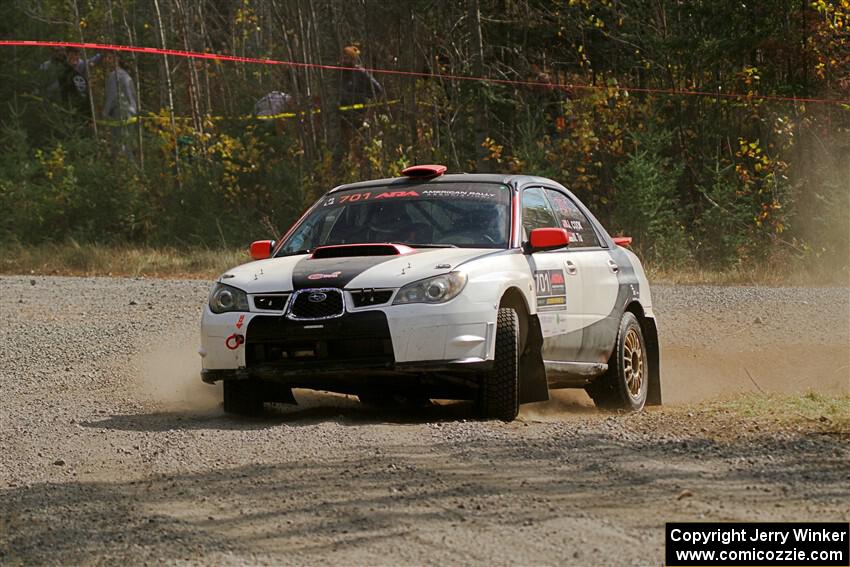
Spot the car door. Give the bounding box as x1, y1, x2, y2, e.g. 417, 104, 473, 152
520, 186, 584, 362
542, 188, 620, 364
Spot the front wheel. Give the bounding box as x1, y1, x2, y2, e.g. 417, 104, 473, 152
477, 307, 520, 421
586, 312, 648, 411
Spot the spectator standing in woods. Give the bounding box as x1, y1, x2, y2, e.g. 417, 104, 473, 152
102, 52, 138, 160
339, 45, 383, 108
65, 48, 101, 82
529, 64, 571, 139
60, 48, 101, 115
37, 47, 68, 102
338, 45, 383, 157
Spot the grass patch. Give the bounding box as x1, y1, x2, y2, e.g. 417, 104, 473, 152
646, 263, 849, 287
0, 242, 248, 279
708, 392, 850, 435
1, 243, 848, 286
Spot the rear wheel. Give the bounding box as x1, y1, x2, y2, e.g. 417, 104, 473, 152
477, 307, 520, 421
223, 380, 264, 416
586, 312, 648, 411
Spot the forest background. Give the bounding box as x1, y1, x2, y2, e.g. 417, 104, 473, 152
1, 0, 848, 281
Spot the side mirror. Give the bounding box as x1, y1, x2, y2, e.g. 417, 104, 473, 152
612, 236, 632, 247
250, 240, 276, 260
528, 228, 570, 253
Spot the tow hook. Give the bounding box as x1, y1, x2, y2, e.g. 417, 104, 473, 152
225, 334, 245, 350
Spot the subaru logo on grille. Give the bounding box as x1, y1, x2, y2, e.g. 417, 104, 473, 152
308, 292, 327, 303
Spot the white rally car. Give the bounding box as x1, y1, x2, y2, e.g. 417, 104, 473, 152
200, 165, 661, 421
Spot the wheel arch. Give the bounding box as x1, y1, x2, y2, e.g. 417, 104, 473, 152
624, 300, 662, 406
499, 286, 549, 404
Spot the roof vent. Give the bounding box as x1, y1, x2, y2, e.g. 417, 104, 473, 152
401, 164, 447, 178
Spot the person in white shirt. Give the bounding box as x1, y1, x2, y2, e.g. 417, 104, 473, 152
102, 52, 138, 159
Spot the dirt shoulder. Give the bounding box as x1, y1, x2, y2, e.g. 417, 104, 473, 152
0, 276, 847, 566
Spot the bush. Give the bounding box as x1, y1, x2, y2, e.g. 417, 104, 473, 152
612, 130, 690, 266
0, 108, 304, 248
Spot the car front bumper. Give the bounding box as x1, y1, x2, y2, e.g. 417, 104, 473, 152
199, 292, 499, 380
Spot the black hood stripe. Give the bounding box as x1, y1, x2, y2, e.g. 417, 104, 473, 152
291, 254, 406, 289
291, 248, 505, 290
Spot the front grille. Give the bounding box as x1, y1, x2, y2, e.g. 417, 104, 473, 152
245, 311, 395, 370
350, 289, 394, 308
254, 294, 289, 311
248, 338, 394, 364
287, 288, 344, 320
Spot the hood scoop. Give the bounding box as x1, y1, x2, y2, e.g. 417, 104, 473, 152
311, 243, 415, 259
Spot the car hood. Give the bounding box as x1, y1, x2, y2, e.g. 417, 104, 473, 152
219, 247, 499, 293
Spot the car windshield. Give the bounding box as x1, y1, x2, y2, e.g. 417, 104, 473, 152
277, 182, 511, 255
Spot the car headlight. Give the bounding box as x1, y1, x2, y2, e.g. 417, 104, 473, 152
209, 282, 250, 314
393, 272, 467, 305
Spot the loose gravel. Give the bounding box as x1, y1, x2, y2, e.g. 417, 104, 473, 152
0, 276, 847, 566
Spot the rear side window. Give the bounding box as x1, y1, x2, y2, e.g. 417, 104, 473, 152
521, 187, 558, 239
544, 189, 600, 247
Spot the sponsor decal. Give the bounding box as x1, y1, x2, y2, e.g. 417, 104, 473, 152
321, 185, 508, 207
235, 314, 245, 329
225, 333, 244, 350
374, 190, 419, 199
307, 271, 342, 280
557, 220, 583, 242
323, 190, 420, 206
551, 194, 571, 211
420, 189, 499, 200
534, 269, 567, 311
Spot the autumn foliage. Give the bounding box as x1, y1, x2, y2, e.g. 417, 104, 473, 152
0, 0, 847, 276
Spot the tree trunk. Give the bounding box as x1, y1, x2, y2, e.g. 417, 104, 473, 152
153, 0, 182, 184
469, 0, 489, 172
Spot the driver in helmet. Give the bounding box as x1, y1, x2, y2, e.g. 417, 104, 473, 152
466, 204, 504, 245
366, 201, 416, 243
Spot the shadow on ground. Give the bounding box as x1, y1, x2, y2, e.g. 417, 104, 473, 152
84, 389, 602, 433
2, 425, 847, 564
82, 393, 480, 433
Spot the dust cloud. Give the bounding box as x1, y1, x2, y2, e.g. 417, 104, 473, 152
132, 331, 221, 412
656, 285, 849, 403
520, 390, 596, 421
523, 286, 849, 418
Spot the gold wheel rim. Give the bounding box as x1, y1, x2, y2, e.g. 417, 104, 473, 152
623, 328, 644, 398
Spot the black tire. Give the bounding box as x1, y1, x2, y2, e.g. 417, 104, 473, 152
223, 380, 264, 416
478, 307, 520, 421
586, 312, 648, 411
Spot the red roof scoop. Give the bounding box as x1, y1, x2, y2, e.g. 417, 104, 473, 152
401, 164, 447, 178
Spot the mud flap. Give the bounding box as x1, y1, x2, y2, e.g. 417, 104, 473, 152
642, 316, 662, 405
519, 315, 549, 404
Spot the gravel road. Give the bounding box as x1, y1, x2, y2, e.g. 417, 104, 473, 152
1, 276, 847, 566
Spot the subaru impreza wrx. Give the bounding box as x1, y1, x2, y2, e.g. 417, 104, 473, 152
199, 165, 661, 421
